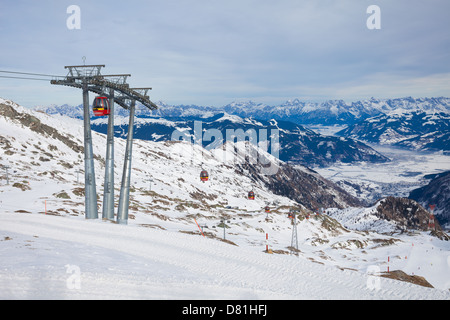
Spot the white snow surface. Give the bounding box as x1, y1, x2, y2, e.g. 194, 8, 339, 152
0, 212, 449, 300
0, 97, 449, 299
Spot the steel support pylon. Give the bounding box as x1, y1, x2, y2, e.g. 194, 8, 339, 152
82, 82, 98, 219
51, 65, 157, 225
116, 100, 136, 225
102, 88, 115, 221
291, 215, 298, 251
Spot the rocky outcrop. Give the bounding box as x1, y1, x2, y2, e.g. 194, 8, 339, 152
375, 196, 441, 232
409, 171, 450, 229
0, 102, 83, 154
237, 161, 363, 212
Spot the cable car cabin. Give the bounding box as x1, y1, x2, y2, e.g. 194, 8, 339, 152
248, 191, 255, 200
265, 206, 270, 213
200, 170, 209, 182
288, 212, 295, 219
93, 96, 110, 117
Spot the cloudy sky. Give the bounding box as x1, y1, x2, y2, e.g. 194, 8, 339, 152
1, 0, 450, 108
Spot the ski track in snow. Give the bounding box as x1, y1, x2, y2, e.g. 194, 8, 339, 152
0, 212, 448, 300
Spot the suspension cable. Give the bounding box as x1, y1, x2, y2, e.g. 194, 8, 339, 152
0, 70, 64, 78
0, 75, 52, 81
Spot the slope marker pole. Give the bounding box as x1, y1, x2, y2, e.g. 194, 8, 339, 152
194, 218, 205, 237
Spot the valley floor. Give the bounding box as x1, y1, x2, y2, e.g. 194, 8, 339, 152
313, 144, 450, 206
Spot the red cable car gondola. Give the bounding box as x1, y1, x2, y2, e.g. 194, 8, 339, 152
265, 206, 270, 213
93, 96, 110, 117
248, 191, 255, 200
200, 170, 209, 182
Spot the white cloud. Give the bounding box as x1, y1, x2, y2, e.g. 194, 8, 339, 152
333, 72, 450, 101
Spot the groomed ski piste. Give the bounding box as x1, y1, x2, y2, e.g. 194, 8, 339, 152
0, 211, 449, 300
0, 97, 449, 300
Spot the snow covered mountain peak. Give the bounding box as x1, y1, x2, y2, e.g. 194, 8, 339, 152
33, 96, 450, 127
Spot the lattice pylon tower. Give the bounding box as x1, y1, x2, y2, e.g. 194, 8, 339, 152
288, 211, 298, 252
291, 217, 298, 250
428, 204, 436, 231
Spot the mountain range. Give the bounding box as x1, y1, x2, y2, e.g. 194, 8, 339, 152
337, 111, 450, 152
90, 113, 389, 167
31, 96, 450, 227
0, 97, 360, 219
35, 96, 450, 154
2, 97, 450, 294
35, 96, 450, 126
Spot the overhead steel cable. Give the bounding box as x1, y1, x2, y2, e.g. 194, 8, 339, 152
0, 70, 64, 78
0, 75, 52, 81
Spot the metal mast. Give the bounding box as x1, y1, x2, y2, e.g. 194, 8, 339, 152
288, 211, 298, 252
117, 99, 136, 224
77, 65, 105, 220
2, 165, 10, 185
291, 216, 298, 251
83, 81, 98, 219
101, 87, 115, 221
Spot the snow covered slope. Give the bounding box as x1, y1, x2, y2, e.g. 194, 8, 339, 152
1, 212, 449, 299
1, 98, 449, 298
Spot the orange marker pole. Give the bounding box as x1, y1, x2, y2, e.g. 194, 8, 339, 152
387, 256, 390, 273
194, 218, 205, 237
